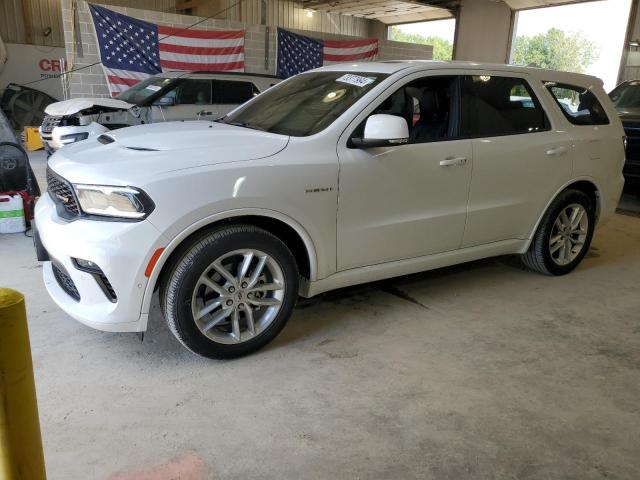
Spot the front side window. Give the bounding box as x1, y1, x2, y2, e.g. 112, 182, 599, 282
609, 81, 640, 110
460, 75, 549, 137
352, 75, 458, 144
221, 72, 389, 137
116, 76, 176, 105
213, 80, 256, 105
546, 82, 609, 125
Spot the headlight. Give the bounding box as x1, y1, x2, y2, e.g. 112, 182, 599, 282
60, 132, 89, 144
73, 184, 154, 219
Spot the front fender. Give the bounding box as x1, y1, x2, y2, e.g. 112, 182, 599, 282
138, 207, 319, 330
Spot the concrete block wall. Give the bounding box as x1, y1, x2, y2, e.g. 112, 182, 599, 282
61, 1, 432, 99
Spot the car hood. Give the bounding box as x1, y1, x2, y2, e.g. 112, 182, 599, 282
44, 97, 135, 116
48, 121, 290, 185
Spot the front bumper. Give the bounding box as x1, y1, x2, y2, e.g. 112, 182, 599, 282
35, 193, 166, 332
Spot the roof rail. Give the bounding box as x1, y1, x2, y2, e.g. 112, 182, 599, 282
165, 70, 283, 80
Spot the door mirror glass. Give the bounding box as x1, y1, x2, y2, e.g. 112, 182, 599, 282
352, 114, 409, 148
153, 96, 175, 107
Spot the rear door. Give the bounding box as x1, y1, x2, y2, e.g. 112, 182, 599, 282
461, 73, 574, 247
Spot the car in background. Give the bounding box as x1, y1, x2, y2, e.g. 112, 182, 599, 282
36, 62, 625, 359
39, 71, 280, 154
609, 80, 640, 191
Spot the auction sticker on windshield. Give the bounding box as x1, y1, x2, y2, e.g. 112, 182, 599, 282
336, 74, 376, 88
145, 85, 162, 92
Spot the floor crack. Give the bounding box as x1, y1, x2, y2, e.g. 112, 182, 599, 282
379, 285, 430, 310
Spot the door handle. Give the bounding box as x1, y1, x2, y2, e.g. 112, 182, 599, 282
546, 146, 568, 156
440, 156, 467, 167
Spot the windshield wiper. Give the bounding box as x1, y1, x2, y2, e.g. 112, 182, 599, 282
225, 120, 266, 131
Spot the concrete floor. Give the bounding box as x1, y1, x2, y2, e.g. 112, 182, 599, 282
1, 152, 639, 479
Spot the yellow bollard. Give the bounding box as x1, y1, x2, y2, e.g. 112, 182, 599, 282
0, 289, 46, 480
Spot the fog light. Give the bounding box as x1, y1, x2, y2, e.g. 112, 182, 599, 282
72, 258, 117, 302
60, 132, 89, 144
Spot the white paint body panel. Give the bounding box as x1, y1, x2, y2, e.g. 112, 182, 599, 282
35, 61, 625, 332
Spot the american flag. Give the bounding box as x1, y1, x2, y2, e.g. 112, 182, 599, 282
277, 28, 378, 78
89, 4, 245, 96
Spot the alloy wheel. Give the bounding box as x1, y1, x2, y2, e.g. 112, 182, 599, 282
191, 249, 285, 344
549, 203, 589, 266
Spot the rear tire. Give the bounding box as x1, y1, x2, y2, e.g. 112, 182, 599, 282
161, 224, 299, 359
521, 189, 595, 275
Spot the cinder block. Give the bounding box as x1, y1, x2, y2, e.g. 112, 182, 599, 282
92, 84, 110, 95
70, 83, 93, 94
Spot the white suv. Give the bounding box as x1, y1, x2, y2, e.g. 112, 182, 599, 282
39, 71, 280, 153
35, 61, 625, 358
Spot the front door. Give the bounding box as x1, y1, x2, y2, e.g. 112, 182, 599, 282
150, 79, 212, 122
336, 74, 473, 270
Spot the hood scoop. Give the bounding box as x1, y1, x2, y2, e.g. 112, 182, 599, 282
97, 134, 115, 144
98, 133, 157, 151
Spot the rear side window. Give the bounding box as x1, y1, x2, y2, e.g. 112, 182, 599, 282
546, 83, 609, 126
213, 80, 257, 104
460, 75, 549, 137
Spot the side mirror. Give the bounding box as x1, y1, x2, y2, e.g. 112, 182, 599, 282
153, 96, 175, 107
351, 114, 409, 148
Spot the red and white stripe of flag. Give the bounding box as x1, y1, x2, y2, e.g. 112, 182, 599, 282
323, 38, 378, 64
104, 68, 153, 96
157, 26, 244, 72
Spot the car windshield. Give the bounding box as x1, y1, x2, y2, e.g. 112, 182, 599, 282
220, 71, 389, 136
610, 81, 640, 109
116, 76, 176, 105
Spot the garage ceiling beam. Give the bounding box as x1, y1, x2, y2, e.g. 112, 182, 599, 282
302, 0, 599, 24
302, 0, 458, 20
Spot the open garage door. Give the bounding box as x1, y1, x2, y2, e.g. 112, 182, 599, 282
509, 0, 632, 91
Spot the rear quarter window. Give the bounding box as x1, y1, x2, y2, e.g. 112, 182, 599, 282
546, 82, 609, 126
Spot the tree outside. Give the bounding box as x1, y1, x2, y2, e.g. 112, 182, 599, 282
511, 27, 600, 74
389, 26, 453, 61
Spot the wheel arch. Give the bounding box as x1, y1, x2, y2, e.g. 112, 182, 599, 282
527, 177, 602, 248
139, 209, 318, 330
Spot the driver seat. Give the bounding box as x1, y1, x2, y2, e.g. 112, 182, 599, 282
406, 87, 448, 143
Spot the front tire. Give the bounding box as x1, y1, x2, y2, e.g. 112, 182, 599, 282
161, 225, 299, 359
521, 189, 595, 275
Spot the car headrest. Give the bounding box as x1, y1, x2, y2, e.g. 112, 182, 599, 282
406, 87, 438, 110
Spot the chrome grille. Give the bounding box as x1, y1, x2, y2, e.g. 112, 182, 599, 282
47, 167, 80, 217
52, 263, 81, 301
41, 115, 62, 134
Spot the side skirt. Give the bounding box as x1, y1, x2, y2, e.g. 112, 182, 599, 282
301, 239, 528, 298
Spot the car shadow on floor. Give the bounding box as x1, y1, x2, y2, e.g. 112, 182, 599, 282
137, 256, 513, 360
